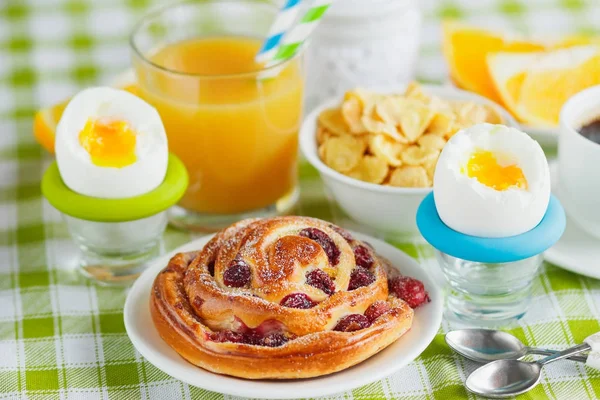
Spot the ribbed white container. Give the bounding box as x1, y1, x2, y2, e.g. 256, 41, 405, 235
305, 0, 422, 110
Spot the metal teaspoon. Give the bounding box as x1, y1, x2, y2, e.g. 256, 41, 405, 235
465, 342, 591, 398
446, 329, 588, 363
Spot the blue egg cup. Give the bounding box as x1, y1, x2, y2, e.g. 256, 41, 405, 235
417, 193, 566, 263
416, 192, 566, 326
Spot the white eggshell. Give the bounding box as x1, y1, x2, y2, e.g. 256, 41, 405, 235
55, 87, 168, 199
433, 123, 550, 238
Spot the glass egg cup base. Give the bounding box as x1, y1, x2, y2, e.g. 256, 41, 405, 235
77, 240, 161, 286
444, 287, 532, 328
435, 250, 543, 328
168, 186, 300, 232
63, 212, 168, 285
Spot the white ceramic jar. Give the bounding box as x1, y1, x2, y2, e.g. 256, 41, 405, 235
305, 0, 421, 110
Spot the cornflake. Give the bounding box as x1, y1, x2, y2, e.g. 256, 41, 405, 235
341, 97, 365, 134
319, 108, 349, 136
369, 135, 405, 167
322, 135, 365, 173
316, 82, 505, 188
401, 146, 440, 166
348, 155, 389, 184
389, 166, 430, 188
418, 134, 446, 151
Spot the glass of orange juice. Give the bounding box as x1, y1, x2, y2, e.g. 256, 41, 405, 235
130, 0, 304, 231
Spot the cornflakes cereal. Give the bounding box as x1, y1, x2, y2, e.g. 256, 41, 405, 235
427, 112, 455, 137
316, 82, 505, 188
484, 104, 503, 124
401, 145, 440, 166
389, 165, 430, 188
427, 95, 454, 113
375, 97, 404, 125
418, 133, 446, 151
369, 134, 405, 167
348, 155, 389, 184
404, 82, 429, 102
454, 102, 488, 126
341, 97, 365, 134
322, 135, 365, 173
317, 126, 333, 145
318, 108, 349, 136
346, 89, 382, 116
397, 103, 434, 142
318, 143, 327, 160
423, 157, 437, 182
361, 114, 405, 142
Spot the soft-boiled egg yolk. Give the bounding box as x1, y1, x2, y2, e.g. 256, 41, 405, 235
434, 124, 550, 238
79, 118, 137, 168
464, 150, 528, 191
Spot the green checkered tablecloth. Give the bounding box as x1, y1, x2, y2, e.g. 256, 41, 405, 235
1, 0, 600, 399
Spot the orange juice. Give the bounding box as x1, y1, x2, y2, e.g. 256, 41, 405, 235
134, 37, 303, 214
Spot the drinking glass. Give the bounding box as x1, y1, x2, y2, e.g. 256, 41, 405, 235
130, 0, 304, 231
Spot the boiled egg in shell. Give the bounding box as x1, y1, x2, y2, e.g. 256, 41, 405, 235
434, 123, 550, 238
55, 87, 168, 199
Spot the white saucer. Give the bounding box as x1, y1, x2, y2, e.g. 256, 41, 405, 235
521, 124, 558, 147
124, 232, 443, 399
545, 164, 600, 280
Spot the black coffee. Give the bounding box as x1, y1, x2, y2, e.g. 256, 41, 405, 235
579, 117, 600, 144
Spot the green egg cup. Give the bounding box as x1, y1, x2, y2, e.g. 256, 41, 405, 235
41, 153, 188, 285
42, 153, 188, 222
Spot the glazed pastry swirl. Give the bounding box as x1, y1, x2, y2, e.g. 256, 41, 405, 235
151, 216, 415, 379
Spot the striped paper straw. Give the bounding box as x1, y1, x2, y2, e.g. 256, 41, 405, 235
259, 0, 334, 79
271, 0, 332, 64
256, 0, 304, 63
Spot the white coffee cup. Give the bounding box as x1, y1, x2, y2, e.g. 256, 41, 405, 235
559, 85, 600, 240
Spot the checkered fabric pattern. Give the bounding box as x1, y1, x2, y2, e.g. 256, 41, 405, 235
1, 0, 600, 399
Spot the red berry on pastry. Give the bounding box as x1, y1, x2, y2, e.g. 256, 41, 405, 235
280, 293, 316, 309
305, 269, 335, 295
330, 224, 354, 242
210, 330, 245, 343
299, 227, 340, 265
242, 331, 263, 345
223, 259, 251, 287
389, 276, 430, 308
353, 245, 374, 269
192, 296, 204, 309
348, 267, 375, 290
364, 301, 391, 323
333, 314, 371, 332
260, 332, 289, 347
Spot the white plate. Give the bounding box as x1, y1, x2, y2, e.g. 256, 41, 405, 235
545, 164, 600, 280
124, 232, 443, 399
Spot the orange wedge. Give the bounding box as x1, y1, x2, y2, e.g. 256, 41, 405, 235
554, 35, 600, 49
488, 45, 600, 126
33, 71, 138, 153
442, 20, 546, 104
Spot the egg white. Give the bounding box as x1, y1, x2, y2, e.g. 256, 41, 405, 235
55, 87, 168, 199
433, 123, 550, 238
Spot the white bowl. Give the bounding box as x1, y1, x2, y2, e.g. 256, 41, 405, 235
299, 84, 519, 236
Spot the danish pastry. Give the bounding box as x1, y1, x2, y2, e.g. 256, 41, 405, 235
151, 216, 429, 379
